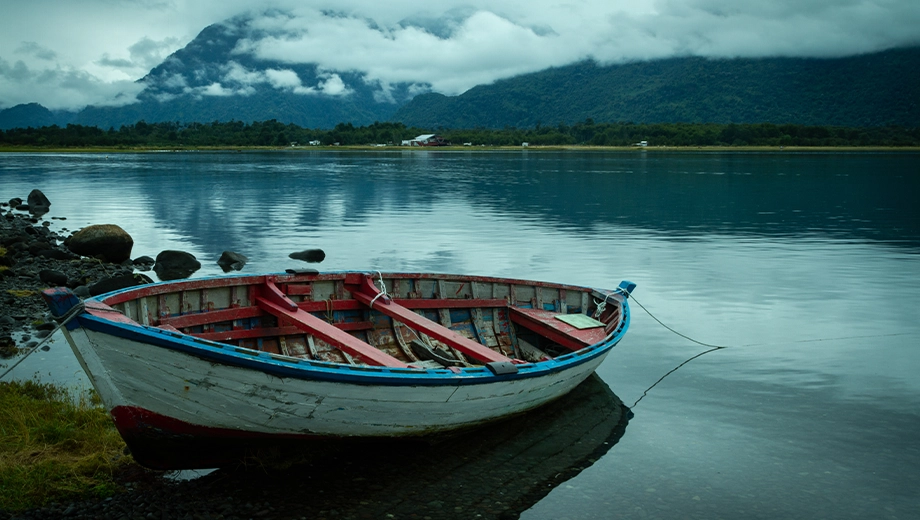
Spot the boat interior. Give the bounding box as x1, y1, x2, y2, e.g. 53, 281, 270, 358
97, 272, 625, 370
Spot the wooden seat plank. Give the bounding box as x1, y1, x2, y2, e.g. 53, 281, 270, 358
257, 282, 409, 368
346, 275, 516, 365
509, 307, 607, 351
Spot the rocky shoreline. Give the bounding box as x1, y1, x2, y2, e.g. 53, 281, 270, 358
0, 202, 141, 359
0, 190, 273, 359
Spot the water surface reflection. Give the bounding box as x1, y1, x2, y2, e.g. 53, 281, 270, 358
161, 375, 628, 520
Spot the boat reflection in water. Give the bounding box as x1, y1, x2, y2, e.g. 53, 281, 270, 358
177, 374, 629, 519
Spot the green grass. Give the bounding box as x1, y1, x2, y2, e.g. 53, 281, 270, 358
5, 289, 36, 298
0, 380, 132, 512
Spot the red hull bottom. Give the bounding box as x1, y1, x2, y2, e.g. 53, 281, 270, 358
111, 406, 342, 470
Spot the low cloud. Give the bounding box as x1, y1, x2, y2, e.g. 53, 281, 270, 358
0, 56, 144, 111
97, 36, 182, 74
15, 41, 57, 61
230, 2, 920, 96
167, 61, 353, 99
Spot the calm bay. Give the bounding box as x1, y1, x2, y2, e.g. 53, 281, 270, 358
1, 150, 918, 519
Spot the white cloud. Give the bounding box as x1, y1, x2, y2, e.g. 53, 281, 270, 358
225, 60, 352, 96
1, 0, 918, 111
0, 56, 145, 110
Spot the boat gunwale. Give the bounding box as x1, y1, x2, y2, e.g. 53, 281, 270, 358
74, 308, 629, 386
98, 271, 614, 306
69, 271, 631, 386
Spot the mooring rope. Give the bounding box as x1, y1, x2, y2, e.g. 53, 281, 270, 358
629, 295, 730, 350
368, 270, 389, 309
0, 301, 86, 381
626, 294, 728, 409
625, 296, 912, 408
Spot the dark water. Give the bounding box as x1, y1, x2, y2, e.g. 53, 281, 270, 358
2, 150, 918, 519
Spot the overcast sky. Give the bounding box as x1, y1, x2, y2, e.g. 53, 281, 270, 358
2, 0, 919, 111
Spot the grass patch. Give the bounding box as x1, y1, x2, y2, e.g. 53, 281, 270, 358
0, 380, 132, 512
5, 289, 36, 298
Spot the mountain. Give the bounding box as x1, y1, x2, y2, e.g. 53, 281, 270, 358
394, 47, 920, 129
0, 103, 75, 131
70, 19, 420, 130
2, 18, 918, 133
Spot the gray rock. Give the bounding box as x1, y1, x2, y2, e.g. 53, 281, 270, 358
153, 250, 201, 281
8, 198, 22, 207
73, 285, 91, 298
38, 269, 68, 286
88, 273, 154, 296
133, 255, 155, 272
39, 249, 79, 260
217, 251, 248, 272
28, 242, 53, 255
66, 224, 134, 263
289, 249, 326, 263
27, 189, 51, 216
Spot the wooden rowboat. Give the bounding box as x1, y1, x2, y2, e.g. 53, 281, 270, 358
42, 271, 634, 469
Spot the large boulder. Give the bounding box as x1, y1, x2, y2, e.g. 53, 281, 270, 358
66, 224, 134, 263
153, 250, 201, 281
27, 189, 51, 216
217, 251, 248, 272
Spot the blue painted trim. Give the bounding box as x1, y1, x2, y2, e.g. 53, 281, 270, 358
74, 303, 630, 388
68, 272, 633, 387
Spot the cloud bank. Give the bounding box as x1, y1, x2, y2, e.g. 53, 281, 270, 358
1, 0, 918, 111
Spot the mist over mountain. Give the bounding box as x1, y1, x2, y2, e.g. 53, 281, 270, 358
73, 19, 424, 129
395, 47, 920, 129
1, 10, 918, 132
0, 16, 425, 131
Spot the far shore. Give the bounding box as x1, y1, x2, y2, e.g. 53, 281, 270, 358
2, 144, 920, 153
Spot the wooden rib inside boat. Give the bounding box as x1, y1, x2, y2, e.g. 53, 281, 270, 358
100, 271, 629, 369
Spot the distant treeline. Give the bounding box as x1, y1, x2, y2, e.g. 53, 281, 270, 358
1, 119, 918, 148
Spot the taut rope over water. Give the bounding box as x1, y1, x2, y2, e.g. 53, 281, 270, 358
0, 302, 85, 381
627, 295, 728, 408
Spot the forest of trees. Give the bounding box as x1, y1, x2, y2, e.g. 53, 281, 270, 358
1, 119, 918, 148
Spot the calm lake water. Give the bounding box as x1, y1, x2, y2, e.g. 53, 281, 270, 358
2, 150, 919, 519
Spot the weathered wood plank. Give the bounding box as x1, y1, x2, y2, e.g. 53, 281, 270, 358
346, 275, 514, 364
161, 307, 262, 329
256, 281, 408, 368
509, 307, 607, 351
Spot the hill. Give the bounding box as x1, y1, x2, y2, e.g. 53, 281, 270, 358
0, 103, 74, 131
393, 47, 920, 129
